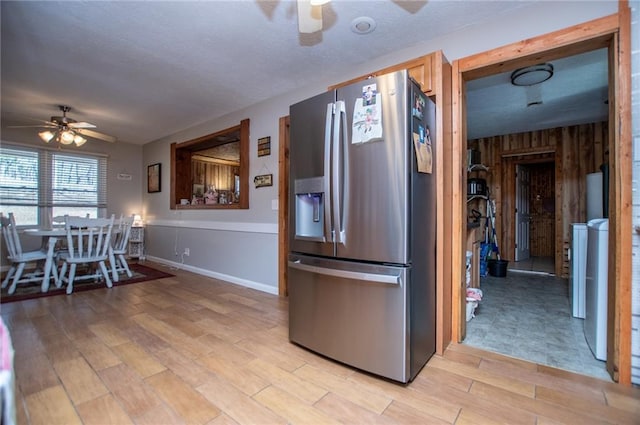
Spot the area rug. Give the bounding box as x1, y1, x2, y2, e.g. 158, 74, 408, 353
0, 263, 174, 303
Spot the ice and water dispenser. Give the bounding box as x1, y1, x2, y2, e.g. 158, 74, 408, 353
294, 177, 325, 241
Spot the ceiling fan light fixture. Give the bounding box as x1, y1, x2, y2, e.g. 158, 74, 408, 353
60, 130, 76, 145
309, 0, 330, 5
510, 63, 554, 86
73, 134, 87, 146
39, 130, 56, 143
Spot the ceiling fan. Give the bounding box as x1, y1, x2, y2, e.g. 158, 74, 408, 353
10, 105, 116, 146
297, 0, 330, 33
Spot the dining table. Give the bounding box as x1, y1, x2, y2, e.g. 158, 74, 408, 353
23, 226, 122, 293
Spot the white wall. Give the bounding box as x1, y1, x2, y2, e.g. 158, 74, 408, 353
141, 1, 618, 293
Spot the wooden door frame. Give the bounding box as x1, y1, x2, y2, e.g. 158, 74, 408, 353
452, 10, 632, 384
278, 115, 290, 296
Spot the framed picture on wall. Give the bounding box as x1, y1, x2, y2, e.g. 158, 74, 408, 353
147, 163, 161, 193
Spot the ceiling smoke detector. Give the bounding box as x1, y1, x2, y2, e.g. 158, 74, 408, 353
510, 63, 554, 86
351, 17, 376, 34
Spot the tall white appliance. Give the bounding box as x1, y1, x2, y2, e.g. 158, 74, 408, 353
569, 223, 587, 319
584, 218, 608, 361
288, 70, 436, 383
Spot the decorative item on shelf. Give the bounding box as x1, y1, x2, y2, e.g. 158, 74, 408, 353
205, 185, 218, 204
219, 191, 228, 204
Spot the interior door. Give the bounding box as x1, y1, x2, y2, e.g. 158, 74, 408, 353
515, 164, 531, 261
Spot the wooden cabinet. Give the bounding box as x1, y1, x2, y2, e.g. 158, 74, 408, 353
329, 54, 434, 94
128, 225, 145, 259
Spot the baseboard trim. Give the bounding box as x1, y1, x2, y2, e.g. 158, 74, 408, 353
144, 256, 278, 295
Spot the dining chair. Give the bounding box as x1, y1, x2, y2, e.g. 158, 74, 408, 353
0, 213, 58, 294
52, 216, 67, 224
109, 214, 135, 281
58, 215, 115, 294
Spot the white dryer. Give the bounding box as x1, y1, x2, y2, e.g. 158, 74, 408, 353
584, 218, 608, 361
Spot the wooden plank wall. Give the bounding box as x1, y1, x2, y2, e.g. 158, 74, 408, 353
192, 162, 239, 192
468, 121, 608, 277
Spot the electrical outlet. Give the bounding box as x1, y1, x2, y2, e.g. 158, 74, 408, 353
184, 248, 190, 256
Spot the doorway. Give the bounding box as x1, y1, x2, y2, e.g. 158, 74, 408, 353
454, 29, 615, 379
511, 161, 555, 275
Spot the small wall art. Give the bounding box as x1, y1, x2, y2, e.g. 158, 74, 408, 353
147, 163, 161, 193
254, 174, 273, 188
258, 136, 271, 157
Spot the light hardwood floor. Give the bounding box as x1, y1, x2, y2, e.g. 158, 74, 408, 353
2, 262, 639, 425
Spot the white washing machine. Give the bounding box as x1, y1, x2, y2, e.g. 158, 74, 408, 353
584, 218, 608, 361
569, 223, 587, 319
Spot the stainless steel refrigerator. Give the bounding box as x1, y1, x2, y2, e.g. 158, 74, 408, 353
288, 70, 437, 383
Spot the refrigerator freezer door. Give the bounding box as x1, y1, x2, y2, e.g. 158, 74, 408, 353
335, 71, 412, 264
288, 254, 411, 382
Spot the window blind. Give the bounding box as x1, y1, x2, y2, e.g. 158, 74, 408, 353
43, 151, 107, 208
0, 147, 38, 206
0, 145, 107, 224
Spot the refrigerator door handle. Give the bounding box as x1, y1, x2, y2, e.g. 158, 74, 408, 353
333, 100, 346, 244
339, 100, 349, 244
289, 260, 400, 285
324, 102, 334, 242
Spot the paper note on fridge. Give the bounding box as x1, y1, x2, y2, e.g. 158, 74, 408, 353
352, 94, 383, 144
413, 132, 432, 174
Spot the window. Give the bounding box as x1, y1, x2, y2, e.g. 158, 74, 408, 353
0, 144, 107, 226
171, 119, 249, 209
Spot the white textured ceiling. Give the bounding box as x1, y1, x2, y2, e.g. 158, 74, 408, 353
1, 1, 607, 145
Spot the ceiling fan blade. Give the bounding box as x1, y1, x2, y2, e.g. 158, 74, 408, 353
76, 128, 117, 143
297, 0, 323, 33
68, 121, 97, 129
7, 124, 57, 129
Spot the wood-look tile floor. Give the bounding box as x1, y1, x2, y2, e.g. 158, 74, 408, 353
2, 262, 639, 425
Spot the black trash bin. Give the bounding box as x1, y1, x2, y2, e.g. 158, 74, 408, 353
488, 259, 508, 277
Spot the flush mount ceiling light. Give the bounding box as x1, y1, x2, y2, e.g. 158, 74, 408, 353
350, 17, 376, 35
510, 63, 554, 86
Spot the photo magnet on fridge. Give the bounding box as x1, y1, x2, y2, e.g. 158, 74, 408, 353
413, 92, 425, 120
